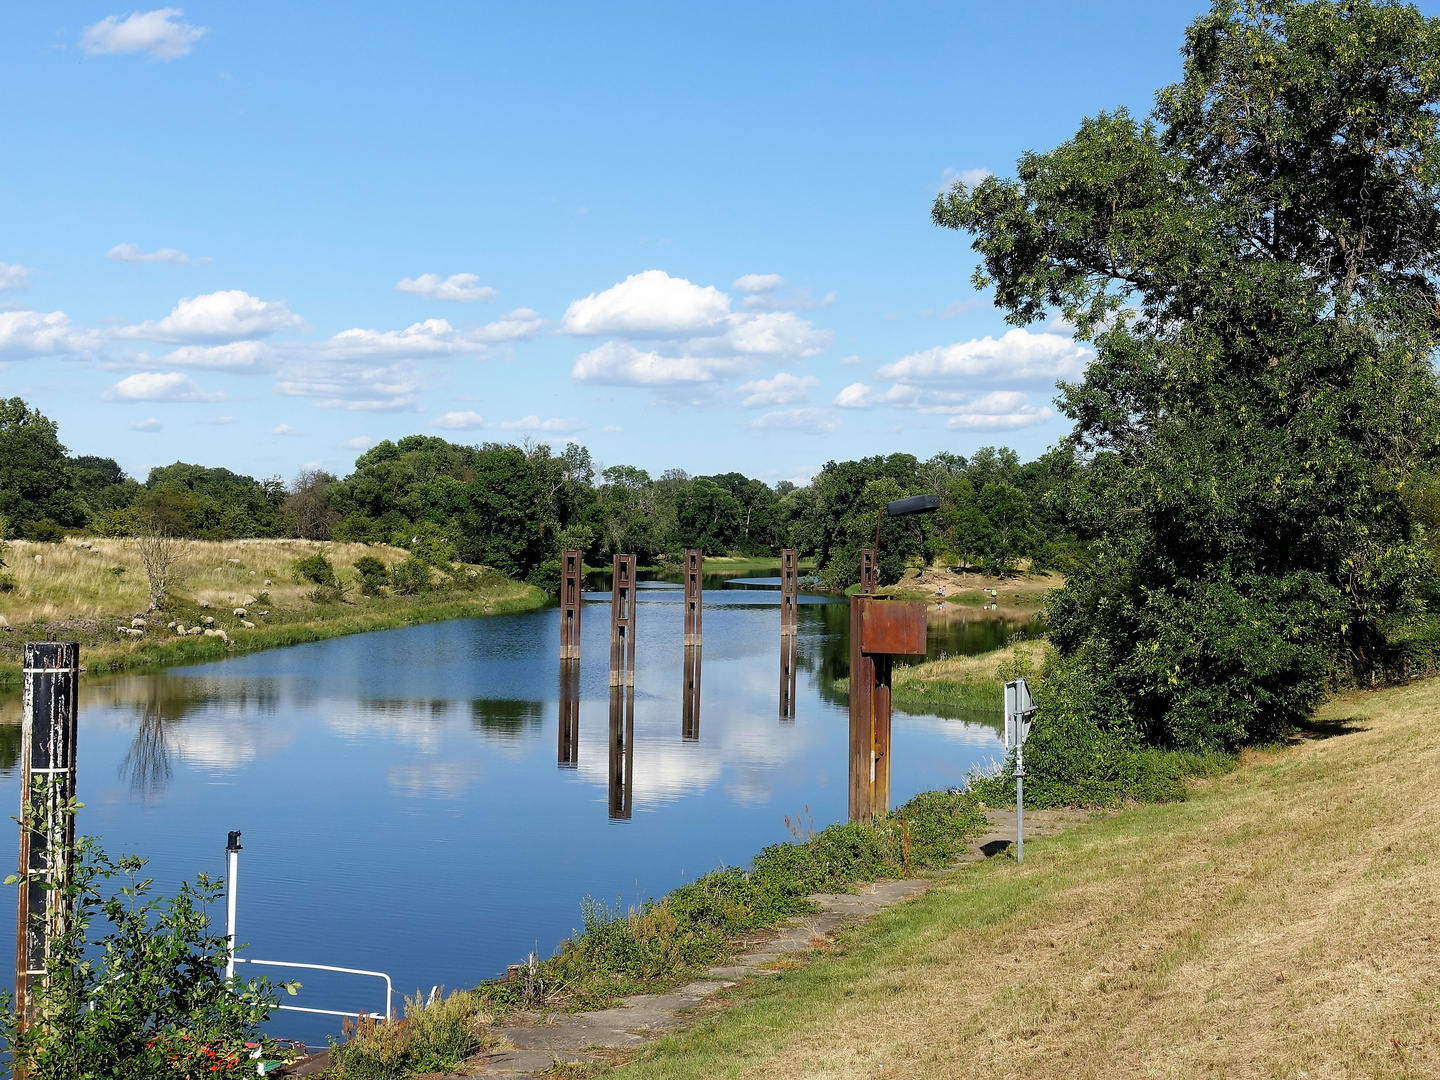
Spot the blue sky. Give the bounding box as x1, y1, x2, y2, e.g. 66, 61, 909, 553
2, 2, 1225, 487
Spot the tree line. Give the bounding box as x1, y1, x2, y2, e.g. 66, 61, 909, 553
0, 396, 1076, 589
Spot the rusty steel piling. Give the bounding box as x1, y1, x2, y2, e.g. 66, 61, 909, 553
780, 549, 798, 636
683, 549, 702, 646
682, 645, 702, 741
557, 658, 579, 768
609, 554, 637, 687
560, 550, 583, 660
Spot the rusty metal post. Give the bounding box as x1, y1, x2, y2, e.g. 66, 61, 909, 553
16, 640, 80, 1029
682, 646, 702, 741
608, 684, 634, 820
847, 596, 878, 823
683, 549, 702, 646
559, 550, 582, 660
860, 548, 877, 595
780, 549, 798, 636
609, 554, 636, 687
557, 658, 579, 768
779, 632, 797, 722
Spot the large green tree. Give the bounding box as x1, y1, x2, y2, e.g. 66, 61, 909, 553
936, 0, 1440, 752
0, 398, 82, 531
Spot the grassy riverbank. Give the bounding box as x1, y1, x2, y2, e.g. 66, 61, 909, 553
615, 676, 1440, 1079
834, 639, 1051, 713
0, 537, 545, 685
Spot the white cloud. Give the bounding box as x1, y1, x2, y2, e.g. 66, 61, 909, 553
878, 328, 1091, 383
601, 425, 623, 433
724, 311, 830, 357
268, 423, 306, 436
120, 290, 304, 344
499, 415, 583, 435
429, 411, 486, 430
203, 415, 237, 425
129, 417, 162, 432
571, 341, 751, 386
946, 406, 1052, 430
732, 273, 783, 293
834, 382, 881, 409
738, 373, 818, 408
156, 340, 274, 370
840, 354, 863, 366
104, 371, 224, 402
106, 243, 211, 265
340, 435, 375, 450
395, 273, 497, 303
0, 310, 94, 357
938, 166, 993, 193
317, 312, 540, 360
747, 408, 841, 434
0, 263, 33, 291
81, 8, 206, 59
274, 361, 424, 411
561, 270, 729, 337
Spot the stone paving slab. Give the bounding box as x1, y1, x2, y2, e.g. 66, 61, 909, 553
455, 807, 1092, 1077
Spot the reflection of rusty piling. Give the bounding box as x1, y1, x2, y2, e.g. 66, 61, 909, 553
860, 548, 877, 595
608, 685, 634, 820
780, 549, 798, 636
682, 646, 702, 741
609, 554, 636, 687
557, 659, 579, 768
16, 640, 80, 1030
779, 633, 797, 721
560, 550, 582, 660
683, 549, 702, 646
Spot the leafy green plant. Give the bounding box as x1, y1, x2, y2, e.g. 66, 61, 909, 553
389, 557, 433, 595
0, 818, 295, 1079
292, 553, 337, 587
329, 989, 494, 1079
353, 555, 390, 594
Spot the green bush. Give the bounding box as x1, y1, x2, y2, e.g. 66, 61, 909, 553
330, 989, 493, 1080
0, 833, 294, 1079
353, 555, 390, 594
19, 518, 63, 542
292, 553, 337, 587
389, 557, 433, 595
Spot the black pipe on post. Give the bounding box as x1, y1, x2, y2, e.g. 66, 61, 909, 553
15, 640, 80, 1032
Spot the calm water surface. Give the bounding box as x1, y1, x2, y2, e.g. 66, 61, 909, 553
0, 572, 1038, 1041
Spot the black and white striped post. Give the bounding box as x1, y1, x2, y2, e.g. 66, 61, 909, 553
15, 639, 80, 1030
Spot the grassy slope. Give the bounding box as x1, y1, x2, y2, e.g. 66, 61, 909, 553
0, 537, 545, 684
619, 677, 1440, 1079
835, 639, 1053, 712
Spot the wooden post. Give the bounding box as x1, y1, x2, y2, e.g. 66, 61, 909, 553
557, 658, 579, 768
16, 640, 80, 1030
609, 554, 636, 687
780, 549, 798, 636
779, 632, 797, 721
560, 550, 582, 660
683, 549, 702, 646
682, 645, 702, 741
608, 685, 634, 820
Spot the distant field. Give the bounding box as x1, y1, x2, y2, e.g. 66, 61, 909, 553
0, 537, 544, 684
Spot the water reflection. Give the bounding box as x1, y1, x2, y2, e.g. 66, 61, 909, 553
608, 686, 634, 820
681, 647, 701, 742
779, 634, 797, 722
557, 659, 579, 768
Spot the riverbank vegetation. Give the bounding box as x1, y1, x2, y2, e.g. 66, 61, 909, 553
615, 675, 1440, 1079
0, 536, 544, 685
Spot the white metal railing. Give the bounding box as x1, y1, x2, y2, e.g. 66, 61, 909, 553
224, 831, 395, 1024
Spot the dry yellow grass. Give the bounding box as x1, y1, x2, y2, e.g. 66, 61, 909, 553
0, 537, 408, 624
624, 677, 1440, 1079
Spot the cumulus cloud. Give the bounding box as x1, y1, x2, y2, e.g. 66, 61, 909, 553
0, 310, 94, 357
106, 243, 211, 265
104, 371, 224, 402
316, 313, 538, 360
129, 417, 162, 432
499, 415, 583, 435
156, 340, 274, 370
833, 382, 884, 409
937, 166, 993, 192
81, 8, 206, 59
562, 270, 729, 337
732, 273, 783, 294
268, 423, 306, 436
395, 273, 497, 303
274, 360, 425, 411
340, 435, 375, 450
429, 411, 485, 430
738, 373, 818, 408
878, 328, 1091, 383
119, 290, 304, 344
747, 408, 841, 434
945, 391, 1053, 430
571, 341, 751, 386
0, 263, 33, 291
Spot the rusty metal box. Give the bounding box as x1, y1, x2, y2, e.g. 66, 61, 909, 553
858, 599, 927, 655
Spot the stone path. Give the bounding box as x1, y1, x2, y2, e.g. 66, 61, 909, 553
450, 807, 1092, 1078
